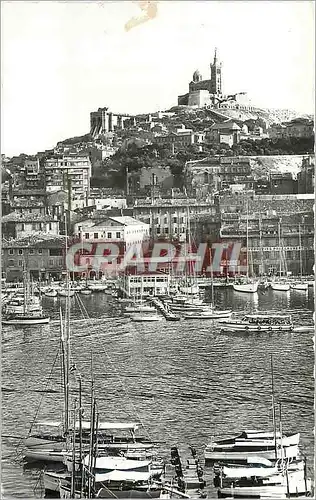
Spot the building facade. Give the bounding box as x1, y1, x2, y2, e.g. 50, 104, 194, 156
44, 155, 91, 200
132, 198, 216, 241
218, 194, 314, 275
73, 216, 150, 249
2, 212, 60, 239
2, 236, 65, 281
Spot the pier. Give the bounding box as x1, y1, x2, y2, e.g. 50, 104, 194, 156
149, 297, 181, 321
169, 446, 207, 497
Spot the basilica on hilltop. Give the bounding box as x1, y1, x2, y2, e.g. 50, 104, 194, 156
178, 48, 252, 110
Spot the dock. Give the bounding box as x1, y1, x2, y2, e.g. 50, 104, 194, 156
149, 297, 181, 321
168, 446, 207, 497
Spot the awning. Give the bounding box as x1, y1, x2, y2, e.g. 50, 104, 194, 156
95, 470, 152, 483
246, 456, 273, 466
84, 456, 151, 469
35, 421, 141, 431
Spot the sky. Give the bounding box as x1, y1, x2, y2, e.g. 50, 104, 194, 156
1, 0, 315, 157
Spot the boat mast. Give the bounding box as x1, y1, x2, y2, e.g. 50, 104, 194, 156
71, 400, 77, 499
259, 213, 263, 276
298, 223, 303, 278
79, 375, 84, 498
64, 212, 70, 435
185, 190, 190, 292
88, 391, 96, 498
279, 402, 283, 460
210, 248, 214, 309
60, 307, 69, 435
278, 218, 282, 278
23, 266, 27, 315
270, 355, 278, 460
246, 202, 249, 280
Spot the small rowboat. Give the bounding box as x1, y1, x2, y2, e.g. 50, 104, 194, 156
44, 289, 58, 297
184, 309, 232, 320
2, 314, 50, 326
130, 314, 162, 322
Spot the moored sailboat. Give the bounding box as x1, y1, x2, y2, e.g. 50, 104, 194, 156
271, 219, 290, 291
233, 205, 258, 293
2, 270, 50, 326
291, 223, 309, 291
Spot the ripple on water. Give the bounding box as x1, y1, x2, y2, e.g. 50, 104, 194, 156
1, 289, 314, 497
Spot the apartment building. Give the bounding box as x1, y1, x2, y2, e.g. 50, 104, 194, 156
132, 198, 216, 241
44, 155, 91, 200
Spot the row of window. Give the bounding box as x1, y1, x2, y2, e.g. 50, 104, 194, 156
150, 227, 186, 234
8, 248, 43, 255
8, 258, 63, 268
142, 217, 186, 224
129, 277, 168, 283
84, 232, 121, 239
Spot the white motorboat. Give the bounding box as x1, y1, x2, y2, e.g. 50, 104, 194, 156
271, 281, 290, 291
233, 281, 259, 293
87, 282, 108, 292
183, 309, 232, 320
218, 313, 293, 332
172, 296, 204, 306
290, 281, 308, 291
80, 288, 92, 295
58, 288, 76, 297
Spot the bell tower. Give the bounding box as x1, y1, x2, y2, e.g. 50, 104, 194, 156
210, 48, 222, 95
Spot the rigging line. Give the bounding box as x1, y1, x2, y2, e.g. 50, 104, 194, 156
98, 483, 119, 499
28, 345, 61, 435
73, 292, 153, 441
11, 346, 62, 464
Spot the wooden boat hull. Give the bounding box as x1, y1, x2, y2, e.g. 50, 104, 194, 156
2, 315, 50, 326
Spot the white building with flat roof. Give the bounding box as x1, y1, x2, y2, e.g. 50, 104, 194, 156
73, 216, 150, 249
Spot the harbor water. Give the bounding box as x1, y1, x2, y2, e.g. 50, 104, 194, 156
1, 287, 314, 498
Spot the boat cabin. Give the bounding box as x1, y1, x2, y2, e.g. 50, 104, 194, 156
242, 315, 292, 326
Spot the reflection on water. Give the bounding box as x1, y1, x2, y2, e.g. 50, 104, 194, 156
1, 287, 314, 498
